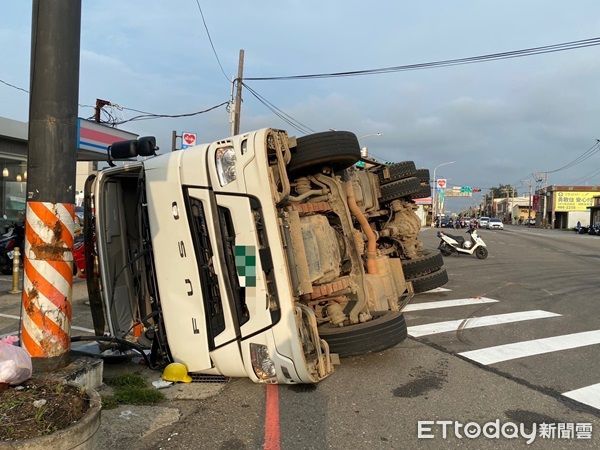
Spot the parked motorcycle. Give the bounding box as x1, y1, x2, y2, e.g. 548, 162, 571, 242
437, 226, 488, 259
588, 224, 600, 236
0, 223, 24, 275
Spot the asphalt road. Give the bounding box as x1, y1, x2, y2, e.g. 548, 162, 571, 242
137, 225, 600, 449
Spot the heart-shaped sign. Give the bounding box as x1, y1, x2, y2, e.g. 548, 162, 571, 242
183, 133, 196, 145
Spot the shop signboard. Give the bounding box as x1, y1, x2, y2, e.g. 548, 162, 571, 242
554, 191, 597, 212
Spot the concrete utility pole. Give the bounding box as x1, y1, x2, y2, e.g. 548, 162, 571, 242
171, 130, 179, 152
231, 49, 245, 136
94, 98, 110, 123
22, 0, 81, 371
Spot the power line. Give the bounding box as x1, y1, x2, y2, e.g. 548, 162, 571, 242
0, 78, 29, 93
242, 82, 315, 135
545, 140, 600, 174
113, 101, 229, 125
1, 77, 96, 111
193, 0, 230, 82
245, 36, 600, 81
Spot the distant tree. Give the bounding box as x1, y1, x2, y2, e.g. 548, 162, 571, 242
490, 184, 518, 198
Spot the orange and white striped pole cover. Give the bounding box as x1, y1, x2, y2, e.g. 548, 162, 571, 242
21, 201, 74, 368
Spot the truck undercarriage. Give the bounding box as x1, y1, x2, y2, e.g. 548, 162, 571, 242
85, 128, 448, 383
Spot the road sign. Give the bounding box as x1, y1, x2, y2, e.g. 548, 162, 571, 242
437, 179, 447, 189
182, 132, 197, 149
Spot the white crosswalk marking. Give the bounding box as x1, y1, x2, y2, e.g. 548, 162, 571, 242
408, 310, 560, 337
459, 330, 600, 365
404, 297, 498, 312
423, 287, 452, 293
563, 383, 600, 410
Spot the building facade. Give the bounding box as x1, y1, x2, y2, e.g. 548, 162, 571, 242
0, 116, 136, 229
535, 185, 600, 229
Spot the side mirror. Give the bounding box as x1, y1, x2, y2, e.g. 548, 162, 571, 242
109, 140, 138, 159
137, 136, 158, 157
109, 136, 159, 160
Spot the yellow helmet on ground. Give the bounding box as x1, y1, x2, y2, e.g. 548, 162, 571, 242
162, 362, 192, 383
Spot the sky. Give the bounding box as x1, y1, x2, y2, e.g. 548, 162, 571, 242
2, 1, 600, 212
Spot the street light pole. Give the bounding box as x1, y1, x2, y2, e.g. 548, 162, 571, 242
358, 132, 382, 140
431, 161, 456, 227
358, 132, 382, 159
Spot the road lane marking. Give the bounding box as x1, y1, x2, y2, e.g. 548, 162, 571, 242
404, 297, 498, 312
422, 287, 451, 293
0, 312, 20, 320
408, 310, 560, 337
459, 330, 600, 365
263, 384, 280, 450
0, 312, 94, 334
563, 383, 600, 410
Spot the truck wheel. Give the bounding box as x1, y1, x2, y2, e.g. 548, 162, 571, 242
410, 183, 431, 199
379, 177, 421, 202
288, 131, 361, 174
476, 246, 488, 259
415, 168, 430, 183
401, 251, 444, 279
319, 311, 407, 357
410, 268, 449, 293
377, 161, 417, 185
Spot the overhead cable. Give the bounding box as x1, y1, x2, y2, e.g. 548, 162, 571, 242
113, 101, 230, 125
193, 0, 230, 82
242, 82, 315, 135
245, 36, 600, 81
545, 140, 600, 174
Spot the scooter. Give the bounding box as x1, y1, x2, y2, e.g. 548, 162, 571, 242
437, 226, 488, 259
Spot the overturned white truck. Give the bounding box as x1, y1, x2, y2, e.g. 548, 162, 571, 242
84, 129, 448, 384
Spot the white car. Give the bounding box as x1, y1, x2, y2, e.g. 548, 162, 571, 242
478, 216, 490, 228
487, 218, 504, 230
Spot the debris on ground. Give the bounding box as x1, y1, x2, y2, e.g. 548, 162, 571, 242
0, 379, 89, 442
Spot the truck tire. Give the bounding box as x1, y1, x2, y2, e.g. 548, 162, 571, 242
410, 268, 449, 293
379, 177, 421, 202
402, 251, 444, 279
415, 168, 430, 183
410, 183, 432, 199
288, 131, 361, 174
378, 161, 417, 185
319, 311, 407, 357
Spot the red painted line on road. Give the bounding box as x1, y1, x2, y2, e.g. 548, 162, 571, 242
263, 384, 281, 450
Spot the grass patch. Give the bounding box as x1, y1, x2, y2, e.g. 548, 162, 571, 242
100, 395, 119, 410
105, 373, 147, 389
113, 387, 164, 405
102, 372, 164, 409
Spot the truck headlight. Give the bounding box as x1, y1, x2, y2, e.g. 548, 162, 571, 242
250, 343, 277, 382
215, 146, 237, 185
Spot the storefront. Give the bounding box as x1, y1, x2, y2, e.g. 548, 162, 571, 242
536, 185, 600, 228
0, 116, 137, 231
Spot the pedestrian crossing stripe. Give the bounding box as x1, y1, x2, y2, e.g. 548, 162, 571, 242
422, 287, 452, 293
404, 297, 498, 312
563, 383, 600, 410
459, 330, 600, 365
234, 245, 257, 287
407, 310, 560, 337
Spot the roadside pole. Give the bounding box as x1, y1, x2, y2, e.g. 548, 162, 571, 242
21, 0, 81, 371
231, 49, 245, 136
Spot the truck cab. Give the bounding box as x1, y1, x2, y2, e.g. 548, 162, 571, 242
85, 129, 448, 384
